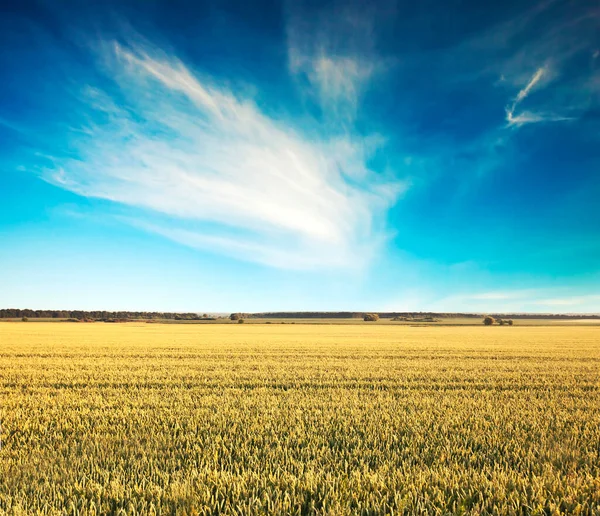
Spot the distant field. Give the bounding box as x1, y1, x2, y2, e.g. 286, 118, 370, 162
1, 323, 599, 514
242, 317, 600, 326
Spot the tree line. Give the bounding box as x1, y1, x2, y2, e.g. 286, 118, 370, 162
253, 312, 482, 319
0, 309, 212, 321
250, 311, 598, 320
2, 309, 597, 321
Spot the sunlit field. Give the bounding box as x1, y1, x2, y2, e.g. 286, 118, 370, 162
1, 323, 599, 515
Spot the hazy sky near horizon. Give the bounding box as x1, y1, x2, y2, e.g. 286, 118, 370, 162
1, 0, 599, 313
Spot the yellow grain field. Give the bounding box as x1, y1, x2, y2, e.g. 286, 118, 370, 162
1, 323, 599, 515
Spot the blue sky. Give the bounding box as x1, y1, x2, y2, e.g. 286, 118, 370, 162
1, 0, 599, 313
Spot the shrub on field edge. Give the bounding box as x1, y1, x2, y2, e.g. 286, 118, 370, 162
508, 319, 514, 326
21, 316, 28, 322
364, 313, 379, 322
483, 316, 495, 325
238, 319, 245, 324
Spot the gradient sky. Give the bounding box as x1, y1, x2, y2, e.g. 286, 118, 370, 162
1, 0, 599, 313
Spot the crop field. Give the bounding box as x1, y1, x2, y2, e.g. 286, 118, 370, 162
1, 323, 599, 515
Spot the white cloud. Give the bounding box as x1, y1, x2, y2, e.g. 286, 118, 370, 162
535, 295, 600, 307
448, 289, 544, 303
514, 66, 545, 103
505, 66, 573, 126
285, 2, 388, 122
429, 288, 600, 313
289, 49, 376, 119
470, 291, 526, 300
42, 41, 403, 269
506, 110, 573, 126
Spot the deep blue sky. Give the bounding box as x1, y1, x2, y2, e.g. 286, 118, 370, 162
1, 0, 599, 312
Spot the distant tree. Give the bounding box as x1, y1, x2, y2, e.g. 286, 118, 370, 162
230, 313, 240, 321
498, 318, 505, 326
238, 319, 245, 324
507, 319, 514, 326
21, 316, 28, 322
483, 316, 495, 326
364, 313, 380, 322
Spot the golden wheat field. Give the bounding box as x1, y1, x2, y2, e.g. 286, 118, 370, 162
1, 323, 599, 515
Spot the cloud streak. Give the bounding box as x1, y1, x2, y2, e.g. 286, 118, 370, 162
431, 288, 600, 313
515, 67, 545, 103
289, 51, 376, 121
286, 1, 391, 123
535, 295, 600, 307
41, 41, 403, 269
505, 66, 573, 126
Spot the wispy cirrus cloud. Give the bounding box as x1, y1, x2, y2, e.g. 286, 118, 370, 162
286, 0, 391, 122
40, 40, 403, 269
431, 288, 600, 313
505, 66, 573, 126
469, 290, 537, 301
515, 67, 546, 103
417, 0, 598, 130
495, 3, 599, 128
288, 51, 376, 121
535, 295, 600, 307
